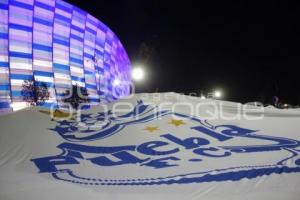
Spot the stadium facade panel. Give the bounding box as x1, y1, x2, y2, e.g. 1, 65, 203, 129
0, 0, 131, 112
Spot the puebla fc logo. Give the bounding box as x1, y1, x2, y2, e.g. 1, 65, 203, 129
32, 101, 300, 186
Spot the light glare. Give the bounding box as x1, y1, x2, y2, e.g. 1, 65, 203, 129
132, 67, 145, 81
214, 91, 222, 98
113, 79, 120, 86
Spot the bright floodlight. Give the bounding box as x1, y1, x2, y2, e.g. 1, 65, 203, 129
131, 67, 145, 81
214, 91, 222, 98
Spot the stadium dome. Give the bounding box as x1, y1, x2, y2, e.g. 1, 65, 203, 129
0, 0, 131, 112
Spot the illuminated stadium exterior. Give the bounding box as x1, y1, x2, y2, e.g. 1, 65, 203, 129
0, 0, 131, 112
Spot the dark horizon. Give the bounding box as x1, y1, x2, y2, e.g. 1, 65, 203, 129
67, 0, 298, 105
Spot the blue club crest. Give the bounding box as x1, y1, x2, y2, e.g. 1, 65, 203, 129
32, 100, 300, 185
50, 100, 171, 142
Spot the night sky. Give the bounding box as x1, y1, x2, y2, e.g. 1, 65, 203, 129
67, 0, 298, 104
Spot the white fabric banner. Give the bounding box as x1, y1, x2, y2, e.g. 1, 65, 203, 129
1, 93, 300, 200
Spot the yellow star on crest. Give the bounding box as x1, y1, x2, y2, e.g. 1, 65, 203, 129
169, 119, 186, 127
144, 126, 159, 133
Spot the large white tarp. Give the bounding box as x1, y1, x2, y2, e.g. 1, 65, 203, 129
1, 93, 300, 200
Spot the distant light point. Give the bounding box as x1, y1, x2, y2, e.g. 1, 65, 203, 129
214, 90, 222, 99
